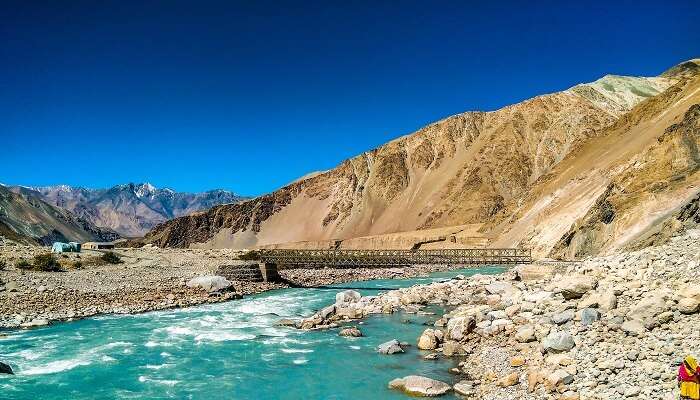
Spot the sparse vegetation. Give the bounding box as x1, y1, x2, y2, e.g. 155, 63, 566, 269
73, 260, 83, 269
32, 253, 62, 272
0, 259, 6, 270
239, 250, 261, 261
15, 259, 31, 269
100, 251, 122, 264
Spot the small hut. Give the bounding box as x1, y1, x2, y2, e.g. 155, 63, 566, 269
82, 242, 115, 250
52, 242, 81, 253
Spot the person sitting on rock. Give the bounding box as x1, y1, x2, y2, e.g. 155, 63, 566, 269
679, 355, 700, 399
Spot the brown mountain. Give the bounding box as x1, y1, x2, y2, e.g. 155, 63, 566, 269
144, 59, 700, 259
0, 185, 119, 245
10, 183, 247, 237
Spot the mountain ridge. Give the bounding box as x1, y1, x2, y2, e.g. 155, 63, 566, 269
7, 183, 247, 237
143, 59, 699, 254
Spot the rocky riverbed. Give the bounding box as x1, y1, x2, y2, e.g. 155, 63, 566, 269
0, 243, 467, 330
297, 230, 700, 399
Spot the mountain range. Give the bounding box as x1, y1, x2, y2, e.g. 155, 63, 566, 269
3, 183, 246, 239
0, 185, 119, 245
143, 58, 700, 259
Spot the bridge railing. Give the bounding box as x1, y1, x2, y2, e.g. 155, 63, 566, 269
258, 248, 531, 268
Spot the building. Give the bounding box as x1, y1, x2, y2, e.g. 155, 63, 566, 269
82, 242, 115, 250
51, 242, 81, 253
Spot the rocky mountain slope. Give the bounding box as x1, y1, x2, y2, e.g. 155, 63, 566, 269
144, 59, 700, 259
0, 185, 119, 245
10, 183, 246, 237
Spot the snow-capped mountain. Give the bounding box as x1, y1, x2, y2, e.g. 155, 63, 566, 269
8, 183, 247, 237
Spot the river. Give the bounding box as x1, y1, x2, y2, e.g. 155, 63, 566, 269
0, 266, 505, 399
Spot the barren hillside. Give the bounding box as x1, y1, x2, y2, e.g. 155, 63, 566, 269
144, 59, 699, 259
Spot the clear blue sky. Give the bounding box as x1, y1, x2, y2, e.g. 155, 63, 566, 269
2, 1, 698, 196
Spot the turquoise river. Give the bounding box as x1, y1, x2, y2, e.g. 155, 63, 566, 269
0, 267, 504, 399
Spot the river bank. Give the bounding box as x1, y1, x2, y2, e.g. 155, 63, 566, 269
0, 244, 470, 329
299, 229, 700, 399
0, 266, 507, 399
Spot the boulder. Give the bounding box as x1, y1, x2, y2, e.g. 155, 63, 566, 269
621, 320, 646, 336
377, 339, 404, 355
453, 380, 476, 396
679, 285, 700, 302
338, 326, 362, 337
446, 316, 475, 341
442, 341, 463, 357
551, 310, 575, 325
555, 275, 597, 300
678, 297, 700, 314
577, 290, 617, 311
547, 369, 574, 387
418, 329, 439, 350
579, 308, 601, 325
628, 292, 668, 324
388, 375, 451, 397
497, 372, 519, 387
335, 290, 361, 304
0, 361, 13, 375
543, 331, 575, 353
515, 325, 536, 343
186, 275, 232, 293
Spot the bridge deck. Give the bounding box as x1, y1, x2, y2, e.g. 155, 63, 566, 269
259, 248, 531, 268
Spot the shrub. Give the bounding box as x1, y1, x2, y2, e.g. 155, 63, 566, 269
0, 260, 6, 270
100, 252, 122, 264
239, 250, 261, 261
32, 253, 62, 272
72, 260, 83, 269
15, 259, 31, 269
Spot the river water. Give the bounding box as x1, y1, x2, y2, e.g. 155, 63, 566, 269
0, 267, 504, 399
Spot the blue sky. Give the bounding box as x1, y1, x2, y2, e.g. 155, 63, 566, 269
2, 1, 698, 196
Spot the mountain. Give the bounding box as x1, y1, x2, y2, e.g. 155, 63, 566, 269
0, 185, 119, 245
9, 183, 247, 237
144, 59, 700, 259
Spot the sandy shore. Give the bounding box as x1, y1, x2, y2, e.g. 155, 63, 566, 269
0, 244, 475, 330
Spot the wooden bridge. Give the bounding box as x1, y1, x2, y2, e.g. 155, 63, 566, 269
253, 248, 531, 282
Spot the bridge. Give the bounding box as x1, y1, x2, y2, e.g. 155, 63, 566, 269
249, 248, 531, 282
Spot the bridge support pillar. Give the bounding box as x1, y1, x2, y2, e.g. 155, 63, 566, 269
259, 262, 281, 282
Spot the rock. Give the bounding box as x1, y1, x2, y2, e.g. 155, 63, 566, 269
446, 316, 475, 341
338, 326, 362, 337
418, 329, 439, 350
335, 290, 361, 304
543, 331, 575, 353
578, 290, 617, 311
20, 318, 49, 328
453, 380, 475, 396
678, 297, 700, 314
579, 308, 601, 325
485, 282, 520, 297
511, 356, 526, 367
679, 284, 700, 302
388, 375, 451, 397
556, 275, 597, 299
628, 292, 668, 323
318, 304, 336, 319
186, 275, 232, 293
442, 341, 463, 357
497, 372, 519, 387
551, 310, 575, 325
621, 319, 646, 336
276, 318, 298, 327
377, 339, 404, 354
0, 361, 13, 375
515, 325, 536, 343
547, 369, 574, 386
5, 281, 19, 292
